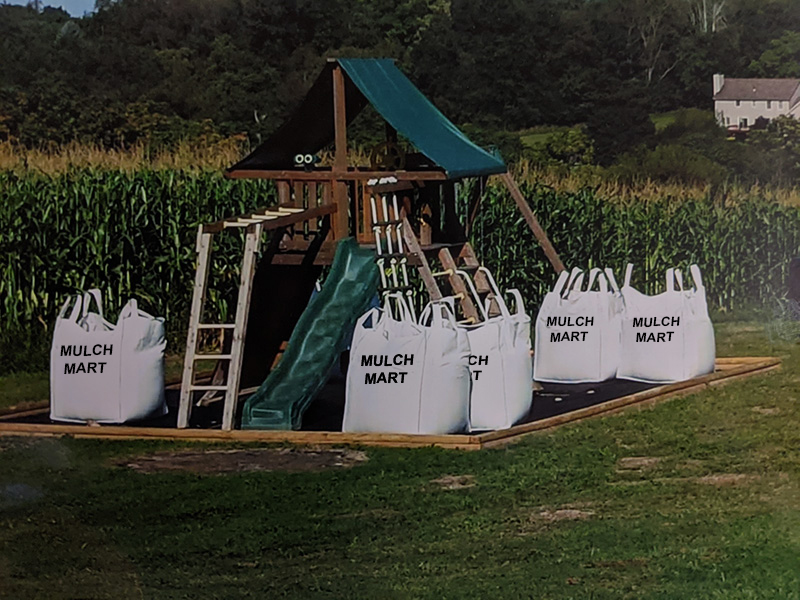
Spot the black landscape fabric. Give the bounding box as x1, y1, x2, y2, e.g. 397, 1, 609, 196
18, 376, 657, 433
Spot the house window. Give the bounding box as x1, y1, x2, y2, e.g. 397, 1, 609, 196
740, 117, 748, 128
736, 100, 741, 106
726, 117, 730, 125
767, 101, 772, 109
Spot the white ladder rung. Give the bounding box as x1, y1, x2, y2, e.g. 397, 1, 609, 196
251, 211, 284, 219
198, 323, 235, 329
190, 385, 229, 391
193, 354, 232, 360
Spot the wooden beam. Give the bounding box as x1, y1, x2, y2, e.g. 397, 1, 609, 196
203, 204, 336, 234
465, 176, 487, 237
0, 421, 481, 450
438, 247, 479, 321
225, 169, 447, 182
332, 65, 348, 172
332, 65, 350, 238
400, 215, 442, 301
277, 181, 291, 206
177, 227, 212, 429
499, 172, 566, 273
221, 224, 262, 431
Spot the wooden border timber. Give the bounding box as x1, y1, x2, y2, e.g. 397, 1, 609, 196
0, 357, 779, 450
477, 356, 781, 449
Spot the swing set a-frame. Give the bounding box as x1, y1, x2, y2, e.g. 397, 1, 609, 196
177, 57, 565, 431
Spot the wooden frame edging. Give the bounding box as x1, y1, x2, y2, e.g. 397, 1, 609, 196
476, 356, 781, 449
0, 357, 780, 450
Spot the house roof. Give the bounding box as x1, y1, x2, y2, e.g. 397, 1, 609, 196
228, 58, 506, 179
714, 78, 800, 101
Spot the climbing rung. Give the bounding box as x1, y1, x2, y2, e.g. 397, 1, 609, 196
197, 324, 235, 329
193, 354, 232, 360
432, 269, 454, 277
226, 219, 260, 228
189, 385, 229, 391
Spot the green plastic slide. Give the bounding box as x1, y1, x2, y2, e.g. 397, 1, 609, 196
241, 238, 379, 430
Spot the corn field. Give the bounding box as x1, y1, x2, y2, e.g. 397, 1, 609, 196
0, 169, 274, 371
473, 183, 800, 312
2, 170, 800, 373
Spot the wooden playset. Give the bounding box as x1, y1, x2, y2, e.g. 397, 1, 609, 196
0, 58, 782, 448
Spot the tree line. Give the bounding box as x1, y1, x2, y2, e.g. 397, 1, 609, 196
2, 0, 800, 167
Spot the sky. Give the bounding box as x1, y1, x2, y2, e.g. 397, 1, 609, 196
3, 0, 96, 17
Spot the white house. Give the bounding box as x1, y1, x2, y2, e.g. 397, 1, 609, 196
713, 73, 800, 130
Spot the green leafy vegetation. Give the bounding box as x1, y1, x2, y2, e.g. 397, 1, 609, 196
4, 0, 800, 166
4, 172, 800, 373
0, 169, 274, 372
474, 182, 800, 313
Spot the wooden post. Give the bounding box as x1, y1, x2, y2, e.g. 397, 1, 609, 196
332, 64, 350, 239
177, 226, 212, 429
277, 181, 291, 207
401, 215, 442, 301
438, 248, 479, 321
465, 176, 487, 237
221, 223, 262, 431
500, 172, 565, 273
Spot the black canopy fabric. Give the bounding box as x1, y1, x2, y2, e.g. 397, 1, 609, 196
228, 62, 367, 173
228, 59, 506, 179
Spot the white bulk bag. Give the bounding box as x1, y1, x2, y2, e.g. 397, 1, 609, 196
459, 268, 532, 431
343, 295, 471, 435
534, 267, 623, 383
617, 264, 715, 383
116, 299, 167, 421
51, 291, 122, 422
50, 290, 166, 423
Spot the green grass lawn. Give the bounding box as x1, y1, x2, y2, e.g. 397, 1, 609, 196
1, 320, 799, 598
518, 113, 679, 148
519, 125, 571, 148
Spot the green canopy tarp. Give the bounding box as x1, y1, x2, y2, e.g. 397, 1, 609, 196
228, 58, 506, 179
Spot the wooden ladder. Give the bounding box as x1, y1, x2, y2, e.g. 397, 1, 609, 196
177, 204, 336, 431
397, 216, 493, 322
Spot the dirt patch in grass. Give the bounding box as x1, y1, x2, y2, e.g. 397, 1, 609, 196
537, 508, 596, 522
429, 474, 476, 490
513, 504, 597, 535
617, 456, 662, 471
115, 447, 368, 474
694, 473, 757, 486
610, 471, 760, 487
751, 406, 781, 415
